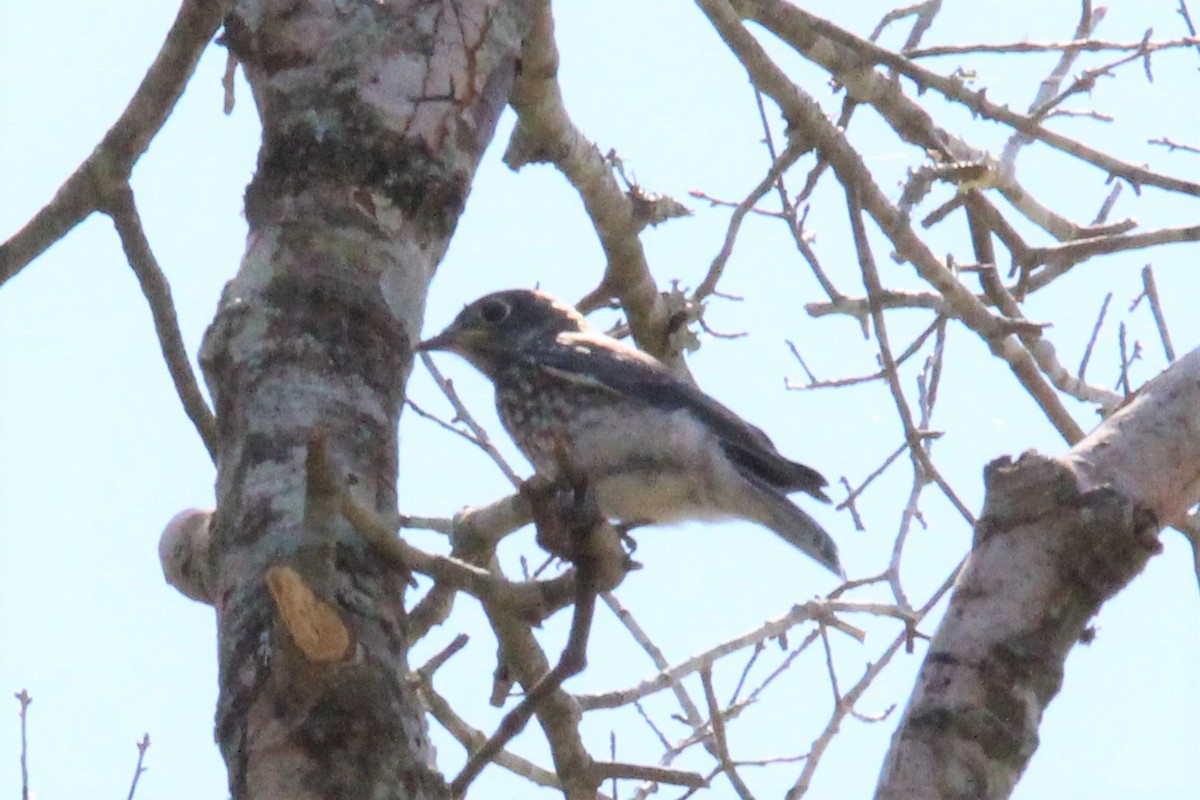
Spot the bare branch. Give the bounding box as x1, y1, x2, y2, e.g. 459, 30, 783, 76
418, 352, 524, 487
702, 0, 1093, 444
1149, 135, 1200, 155
869, 0, 943, 49
907, 36, 1200, 58
1180, 0, 1200, 61
846, 187, 977, 520
125, 734, 151, 800
592, 761, 707, 790
1138, 265, 1176, 361
1078, 292, 1113, 380
786, 625, 904, 799
578, 600, 875, 712
1002, 2, 1107, 170
601, 591, 705, 735
733, 0, 1200, 196
0, 0, 229, 284
104, 187, 218, 460
701, 667, 755, 800
15, 691, 31, 800
505, 0, 687, 369
418, 677, 564, 791
1022, 224, 1200, 287
694, 138, 808, 302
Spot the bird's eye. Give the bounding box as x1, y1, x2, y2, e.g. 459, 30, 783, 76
479, 299, 510, 325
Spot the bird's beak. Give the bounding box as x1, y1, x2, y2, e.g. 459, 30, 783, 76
418, 323, 487, 354
416, 328, 458, 353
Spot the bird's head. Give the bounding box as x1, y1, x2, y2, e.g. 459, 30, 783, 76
418, 289, 590, 376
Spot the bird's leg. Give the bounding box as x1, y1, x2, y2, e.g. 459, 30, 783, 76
518, 473, 576, 560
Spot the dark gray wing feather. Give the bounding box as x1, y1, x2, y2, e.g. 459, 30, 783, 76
530, 334, 830, 501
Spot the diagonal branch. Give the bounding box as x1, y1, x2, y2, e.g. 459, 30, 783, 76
734, 0, 1200, 197
0, 0, 230, 284
999, 0, 1104, 170
504, 0, 690, 370
104, 186, 218, 460
697, 0, 1087, 443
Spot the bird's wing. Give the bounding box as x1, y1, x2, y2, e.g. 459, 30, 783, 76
531, 332, 830, 500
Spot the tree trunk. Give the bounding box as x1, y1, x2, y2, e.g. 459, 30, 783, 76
875, 348, 1200, 799
197, 2, 528, 797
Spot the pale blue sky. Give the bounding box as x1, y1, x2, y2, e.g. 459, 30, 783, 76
2, 2, 1198, 798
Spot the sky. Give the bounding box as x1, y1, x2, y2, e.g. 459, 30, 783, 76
2, 1, 1199, 799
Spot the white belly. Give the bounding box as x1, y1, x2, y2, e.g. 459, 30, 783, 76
552, 405, 738, 526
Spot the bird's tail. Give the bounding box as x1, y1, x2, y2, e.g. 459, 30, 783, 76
743, 481, 844, 578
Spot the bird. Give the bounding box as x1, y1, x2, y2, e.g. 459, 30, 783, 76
417, 289, 843, 577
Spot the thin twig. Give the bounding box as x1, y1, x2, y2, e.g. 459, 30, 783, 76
15, 691, 31, 800
701, 668, 756, 800
419, 352, 523, 487
126, 734, 151, 800
1148, 136, 1200, 155
1091, 183, 1124, 225
839, 442, 909, 512
601, 592, 705, 731
1180, 0, 1200, 62
694, 139, 808, 301
1115, 322, 1142, 396
579, 601, 878, 712
417, 633, 470, 677
870, 0, 943, 49
740, 627, 823, 708
786, 563, 961, 800
729, 643, 765, 706
845, 185, 975, 523
689, 190, 786, 219
787, 317, 944, 392
784, 340, 819, 385
908, 34, 1200, 57
406, 398, 493, 451
635, 700, 671, 752
1078, 293, 1113, 379
1139, 265, 1176, 361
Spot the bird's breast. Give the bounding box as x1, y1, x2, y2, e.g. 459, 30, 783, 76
494, 366, 737, 525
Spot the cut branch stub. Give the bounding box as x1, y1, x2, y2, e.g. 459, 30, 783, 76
266, 565, 352, 664
159, 508, 216, 605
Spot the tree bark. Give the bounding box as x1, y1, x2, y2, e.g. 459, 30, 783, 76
196, 2, 528, 797
875, 348, 1200, 800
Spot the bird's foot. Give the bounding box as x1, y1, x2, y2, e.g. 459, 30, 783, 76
520, 474, 604, 561
615, 523, 642, 554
